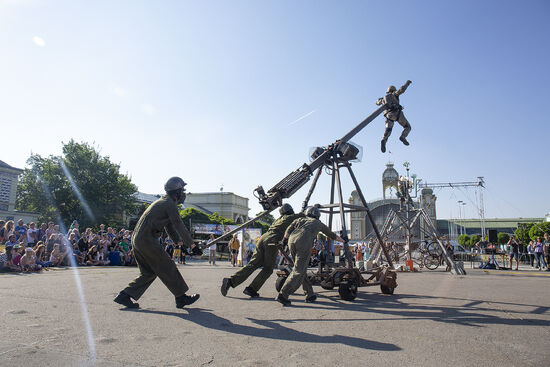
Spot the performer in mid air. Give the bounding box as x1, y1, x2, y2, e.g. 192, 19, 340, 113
377, 80, 412, 153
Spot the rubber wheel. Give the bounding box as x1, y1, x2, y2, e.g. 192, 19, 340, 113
338, 281, 357, 301
424, 255, 440, 270
321, 283, 334, 290
275, 276, 287, 292
380, 284, 394, 294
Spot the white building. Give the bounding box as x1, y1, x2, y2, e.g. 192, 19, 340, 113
133, 191, 250, 224
0, 160, 39, 223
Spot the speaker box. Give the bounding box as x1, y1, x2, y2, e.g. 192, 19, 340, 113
488, 229, 497, 243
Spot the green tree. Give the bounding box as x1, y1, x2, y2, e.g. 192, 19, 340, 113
256, 212, 275, 226
528, 222, 550, 241
497, 232, 510, 245
458, 234, 470, 247
469, 234, 481, 247
515, 223, 533, 245
16, 140, 137, 229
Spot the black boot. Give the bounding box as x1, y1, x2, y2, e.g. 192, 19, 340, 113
399, 136, 409, 146
381, 140, 387, 153
221, 278, 232, 296
243, 286, 260, 298
114, 291, 139, 309
276, 294, 291, 306
305, 294, 317, 303
176, 294, 200, 308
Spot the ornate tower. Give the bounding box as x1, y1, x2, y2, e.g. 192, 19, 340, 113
348, 190, 365, 240
382, 163, 399, 200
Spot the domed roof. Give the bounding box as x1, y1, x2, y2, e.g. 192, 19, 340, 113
382, 163, 399, 183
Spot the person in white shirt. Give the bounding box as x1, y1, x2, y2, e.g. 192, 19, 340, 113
26, 222, 39, 247
208, 234, 216, 266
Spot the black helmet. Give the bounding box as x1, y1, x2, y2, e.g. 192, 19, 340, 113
164, 177, 186, 192
279, 203, 294, 215
164, 177, 187, 204
305, 206, 320, 219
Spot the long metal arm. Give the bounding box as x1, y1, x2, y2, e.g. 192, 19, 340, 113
255, 104, 387, 211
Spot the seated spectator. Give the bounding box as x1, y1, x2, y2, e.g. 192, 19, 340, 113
14, 219, 27, 243
46, 233, 57, 259
20, 248, 42, 272
125, 248, 136, 266
44, 222, 55, 244
33, 243, 52, 268
12, 244, 23, 267
96, 246, 110, 265
71, 243, 86, 266
0, 245, 21, 272
77, 234, 89, 254
3, 220, 15, 242
5, 234, 18, 248
86, 245, 100, 266
99, 233, 110, 254
50, 243, 67, 267
37, 223, 47, 242
26, 222, 38, 247
119, 236, 131, 261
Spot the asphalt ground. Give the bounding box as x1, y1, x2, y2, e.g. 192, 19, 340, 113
1, 262, 549, 367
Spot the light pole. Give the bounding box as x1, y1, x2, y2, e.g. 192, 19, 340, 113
460, 201, 466, 235
457, 200, 463, 234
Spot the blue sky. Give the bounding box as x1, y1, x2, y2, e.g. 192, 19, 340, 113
1, 0, 549, 222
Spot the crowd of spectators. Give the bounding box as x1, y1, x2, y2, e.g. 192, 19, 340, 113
0, 219, 138, 273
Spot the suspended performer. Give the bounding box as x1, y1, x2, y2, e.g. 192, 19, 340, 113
114, 177, 199, 309
377, 80, 412, 153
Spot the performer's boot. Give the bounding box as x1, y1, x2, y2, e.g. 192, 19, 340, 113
399, 136, 409, 146
176, 293, 200, 308
220, 278, 232, 296
243, 286, 260, 298
381, 139, 387, 153
114, 291, 140, 309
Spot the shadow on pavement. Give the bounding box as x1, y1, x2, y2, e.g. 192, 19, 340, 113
126, 307, 401, 351
270, 292, 550, 328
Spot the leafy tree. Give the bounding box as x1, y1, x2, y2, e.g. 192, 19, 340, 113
528, 222, 550, 241
469, 234, 481, 247
515, 223, 533, 245
256, 212, 275, 226
497, 232, 510, 245
458, 234, 470, 247
16, 140, 137, 229
208, 212, 236, 225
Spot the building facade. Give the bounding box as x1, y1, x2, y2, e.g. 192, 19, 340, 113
133, 191, 250, 224
185, 192, 249, 223
0, 160, 39, 223
349, 163, 437, 242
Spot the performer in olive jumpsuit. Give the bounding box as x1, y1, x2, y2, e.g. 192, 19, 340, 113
114, 177, 199, 309
221, 203, 303, 298
377, 80, 412, 153
276, 206, 343, 306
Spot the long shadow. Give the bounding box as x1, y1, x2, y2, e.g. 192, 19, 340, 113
125, 308, 400, 351
270, 292, 550, 328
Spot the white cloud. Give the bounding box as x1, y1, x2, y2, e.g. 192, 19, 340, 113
112, 86, 127, 98
142, 104, 156, 116
32, 36, 46, 47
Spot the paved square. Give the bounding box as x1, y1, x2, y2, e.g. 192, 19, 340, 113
1, 263, 549, 366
